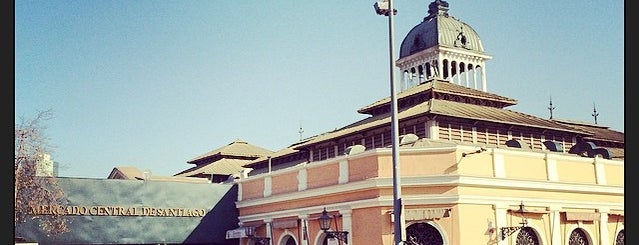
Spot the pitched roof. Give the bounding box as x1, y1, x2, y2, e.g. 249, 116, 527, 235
249, 146, 299, 163
358, 79, 517, 115
108, 166, 142, 179
109, 166, 210, 183
295, 99, 587, 149
175, 158, 252, 177
428, 100, 584, 132
187, 139, 273, 163
551, 119, 624, 143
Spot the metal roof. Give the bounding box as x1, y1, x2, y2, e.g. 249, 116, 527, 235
552, 119, 624, 144
399, 0, 487, 58
295, 98, 587, 149
428, 100, 583, 132
175, 158, 253, 177
109, 166, 210, 183
187, 139, 273, 163
358, 79, 517, 114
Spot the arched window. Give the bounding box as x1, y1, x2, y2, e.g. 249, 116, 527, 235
443, 60, 450, 79
569, 228, 589, 245
405, 222, 443, 245
284, 235, 297, 245
615, 229, 625, 245
515, 227, 539, 245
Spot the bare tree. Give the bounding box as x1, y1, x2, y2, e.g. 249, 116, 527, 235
15, 109, 69, 237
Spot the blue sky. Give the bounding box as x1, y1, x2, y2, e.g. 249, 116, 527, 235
15, 1, 624, 178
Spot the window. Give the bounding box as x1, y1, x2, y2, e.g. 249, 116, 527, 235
615, 229, 625, 245
515, 227, 539, 245
284, 235, 296, 245
568, 228, 589, 245
406, 222, 443, 245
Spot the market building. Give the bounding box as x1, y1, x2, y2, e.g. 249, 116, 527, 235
191, 1, 624, 245
16, 1, 624, 245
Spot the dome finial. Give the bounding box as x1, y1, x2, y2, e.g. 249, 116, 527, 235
427, 0, 449, 18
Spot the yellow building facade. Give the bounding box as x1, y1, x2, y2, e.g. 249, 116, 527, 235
197, 1, 623, 245
233, 140, 623, 245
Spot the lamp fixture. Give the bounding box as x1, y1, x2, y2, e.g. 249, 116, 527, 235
244, 226, 271, 245
499, 201, 528, 241
374, 0, 397, 16
318, 208, 349, 244
462, 147, 486, 157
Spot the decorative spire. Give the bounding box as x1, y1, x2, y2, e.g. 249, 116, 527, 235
298, 121, 304, 141
592, 103, 599, 124
548, 96, 556, 119
426, 0, 449, 20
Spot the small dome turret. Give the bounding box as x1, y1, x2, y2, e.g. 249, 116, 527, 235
395, 0, 492, 92
399, 0, 485, 58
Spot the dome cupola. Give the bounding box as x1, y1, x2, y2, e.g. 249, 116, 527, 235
396, 0, 492, 92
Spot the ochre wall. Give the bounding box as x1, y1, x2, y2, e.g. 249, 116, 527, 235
236, 145, 623, 245
456, 152, 494, 176
453, 204, 494, 244
306, 163, 339, 189
240, 178, 265, 200
352, 207, 391, 245
348, 154, 381, 181
270, 171, 298, 195
502, 153, 548, 181
556, 160, 597, 184
604, 163, 624, 186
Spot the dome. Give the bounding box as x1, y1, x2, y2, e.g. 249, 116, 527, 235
399, 0, 485, 59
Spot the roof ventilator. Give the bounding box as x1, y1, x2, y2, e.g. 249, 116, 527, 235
345, 145, 366, 156
505, 139, 531, 149
543, 141, 563, 152
568, 141, 612, 160
399, 134, 420, 145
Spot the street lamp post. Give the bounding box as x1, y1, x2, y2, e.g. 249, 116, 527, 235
374, 1, 404, 244
318, 208, 349, 245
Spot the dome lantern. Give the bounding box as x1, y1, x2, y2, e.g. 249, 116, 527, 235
396, 0, 493, 92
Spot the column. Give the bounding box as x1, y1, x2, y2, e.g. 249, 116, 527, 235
492, 149, 505, 178
426, 120, 437, 140
263, 176, 272, 197
446, 60, 452, 82
338, 160, 349, 184
481, 65, 487, 92
464, 64, 470, 87
549, 206, 561, 245
473, 65, 478, 89
594, 157, 607, 185
456, 61, 461, 85
340, 209, 353, 245
400, 70, 406, 91
494, 204, 508, 245
265, 219, 273, 245
598, 209, 610, 245
298, 168, 308, 191
299, 215, 311, 245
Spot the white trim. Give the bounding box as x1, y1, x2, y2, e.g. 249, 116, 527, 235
594, 157, 607, 185
263, 176, 272, 197
545, 154, 558, 181
298, 168, 307, 191
238, 174, 623, 208
236, 175, 623, 223
338, 160, 348, 184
